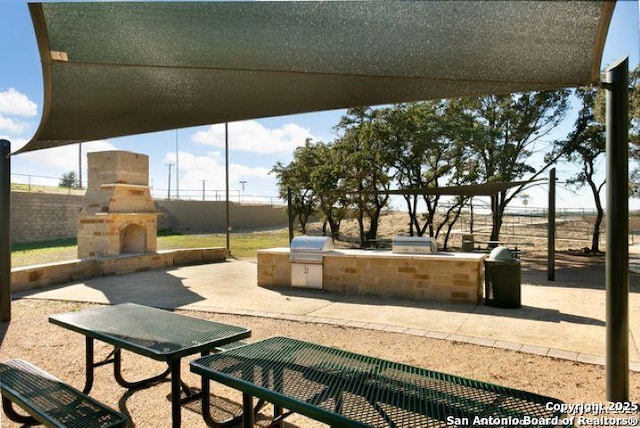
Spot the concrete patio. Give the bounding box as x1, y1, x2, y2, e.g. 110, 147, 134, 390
15, 255, 640, 371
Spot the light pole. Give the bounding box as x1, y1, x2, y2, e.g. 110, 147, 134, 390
175, 129, 180, 199
202, 179, 207, 201
78, 142, 83, 189
239, 180, 247, 203
165, 162, 174, 200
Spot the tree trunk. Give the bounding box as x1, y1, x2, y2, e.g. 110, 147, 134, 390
592, 208, 603, 253
403, 195, 416, 236
586, 173, 604, 253
489, 194, 503, 243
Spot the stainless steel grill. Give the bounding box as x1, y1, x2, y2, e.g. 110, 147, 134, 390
289, 236, 333, 289
392, 236, 437, 254
289, 236, 333, 264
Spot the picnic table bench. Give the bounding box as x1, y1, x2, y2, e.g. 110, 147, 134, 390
191, 336, 568, 427
0, 359, 127, 427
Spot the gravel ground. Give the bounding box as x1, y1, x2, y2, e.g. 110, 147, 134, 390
1, 298, 639, 427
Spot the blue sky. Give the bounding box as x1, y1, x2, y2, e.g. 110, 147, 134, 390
1, 0, 639, 210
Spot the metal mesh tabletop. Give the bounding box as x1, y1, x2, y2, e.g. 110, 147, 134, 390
191, 337, 567, 428
50, 303, 251, 360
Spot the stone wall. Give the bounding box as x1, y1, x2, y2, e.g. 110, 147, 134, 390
11, 247, 226, 292
322, 252, 484, 304
153, 200, 288, 233
257, 248, 485, 304
10, 191, 288, 243
11, 191, 83, 243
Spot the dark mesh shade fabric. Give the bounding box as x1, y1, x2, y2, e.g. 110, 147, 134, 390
20, 1, 613, 153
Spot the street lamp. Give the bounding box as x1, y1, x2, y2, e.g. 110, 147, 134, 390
165, 162, 174, 200
239, 180, 247, 203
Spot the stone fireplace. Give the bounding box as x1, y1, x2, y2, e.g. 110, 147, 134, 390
78, 151, 158, 258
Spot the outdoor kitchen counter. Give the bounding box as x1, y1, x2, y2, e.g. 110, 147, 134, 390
257, 248, 486, 304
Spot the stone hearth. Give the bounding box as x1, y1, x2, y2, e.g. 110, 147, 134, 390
78, 151, 158, 258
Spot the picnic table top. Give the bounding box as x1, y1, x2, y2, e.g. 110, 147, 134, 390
49, 303, 251, 361
190, 336, 565, 427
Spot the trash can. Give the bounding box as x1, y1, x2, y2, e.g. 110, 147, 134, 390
461, 233, 475, 252
484, 246, 521, 308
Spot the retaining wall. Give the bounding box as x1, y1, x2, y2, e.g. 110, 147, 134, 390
11, 247, 226, 292
10, 191, 288, 243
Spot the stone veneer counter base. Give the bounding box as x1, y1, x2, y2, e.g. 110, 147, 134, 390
257, 248, 486, 304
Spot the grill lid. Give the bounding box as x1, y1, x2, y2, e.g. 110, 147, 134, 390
290, 236, 333, 253
290, 236, 333, 263
392, 236, 437, 254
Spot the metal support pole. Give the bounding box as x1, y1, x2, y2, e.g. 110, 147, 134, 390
0, 140, 11, 321
287, 187, 294, 243
225, 123, 231, 257
547, 168, 555, 281
78, 142, 83, 189
604, 56, 629, 401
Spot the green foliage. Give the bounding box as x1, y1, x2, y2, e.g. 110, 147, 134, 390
333, 107, 393, 246
272, 90, 570, 245
270, 139, 318, 234
552, 87, 605, 252
594, 64, 640, 197
456, 90, 571, 240
59, 171, 80, 188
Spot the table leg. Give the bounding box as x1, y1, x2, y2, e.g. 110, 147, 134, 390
200, 374, 245, 427
2, 396, 38, 424
113, 348, 171, 389
242, 393, 254, 428
83, 336, 94, 394
170, 360, 181, 428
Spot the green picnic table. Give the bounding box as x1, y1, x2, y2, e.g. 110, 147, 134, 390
190, 336, 569, 427
49, 303, 251, 428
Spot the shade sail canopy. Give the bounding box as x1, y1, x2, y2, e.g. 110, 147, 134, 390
19, 1, 613, 153
384, 181, 536, 197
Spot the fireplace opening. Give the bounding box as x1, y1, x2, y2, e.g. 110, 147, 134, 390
120, 224, 147, 254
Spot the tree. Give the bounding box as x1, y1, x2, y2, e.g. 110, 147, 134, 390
308, 143, 349, 240
594, 64, 640, 198
380, 102, 445, 237
379, 101, 475, 244
456, 90, 571, 241
59, 171, 80, 189
551, 87, 606, 252
335, 108, 393, 247
270, 140, 318, 234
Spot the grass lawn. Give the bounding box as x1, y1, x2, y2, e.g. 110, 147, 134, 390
11, 229, 291, 268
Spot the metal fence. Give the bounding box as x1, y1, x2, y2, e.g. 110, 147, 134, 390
10, 173, 286, 206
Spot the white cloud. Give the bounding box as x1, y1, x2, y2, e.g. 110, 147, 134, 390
17, 140, 117, 171
0, 88, 37, 117
163, 150, 274, 199
191, 120, 316, 154
0, 114, 31, 134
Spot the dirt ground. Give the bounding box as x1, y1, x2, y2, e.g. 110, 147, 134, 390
1, 213, 639, 427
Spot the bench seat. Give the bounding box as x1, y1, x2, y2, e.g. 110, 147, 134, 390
0, 359, 127, 428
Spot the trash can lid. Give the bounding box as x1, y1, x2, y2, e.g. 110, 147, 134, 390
488, 246, 515, 261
